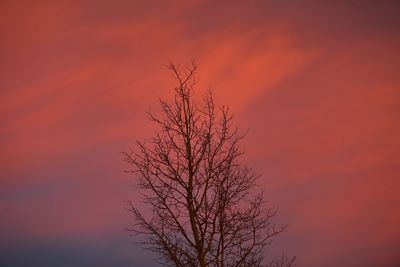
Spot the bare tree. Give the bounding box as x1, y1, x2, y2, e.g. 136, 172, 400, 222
124, 63, 294, 267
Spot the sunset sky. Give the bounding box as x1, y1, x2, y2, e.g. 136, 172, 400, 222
1, 1, 400, 266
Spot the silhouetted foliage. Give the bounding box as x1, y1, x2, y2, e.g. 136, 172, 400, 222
124, 63, 294, 267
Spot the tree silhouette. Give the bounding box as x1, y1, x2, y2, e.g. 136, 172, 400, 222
124, 63, 294, 267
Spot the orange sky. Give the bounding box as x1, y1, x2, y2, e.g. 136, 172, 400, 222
1, 1, 400, 266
